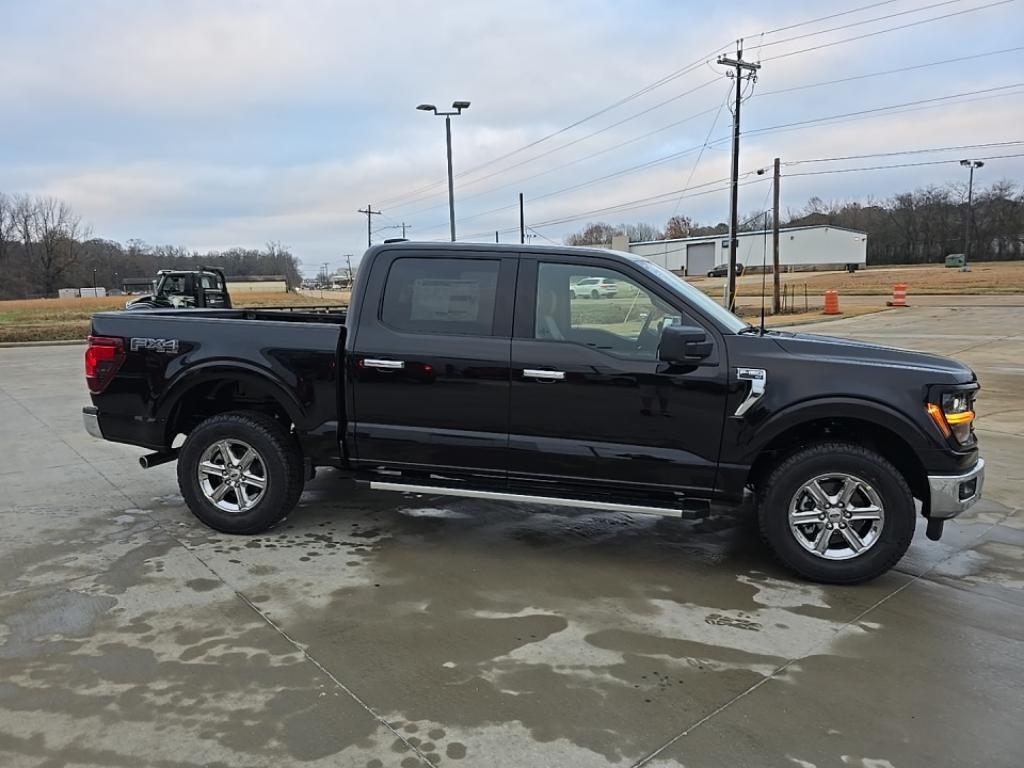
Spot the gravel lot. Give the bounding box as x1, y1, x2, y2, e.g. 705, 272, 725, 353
0, 300, 1021, 768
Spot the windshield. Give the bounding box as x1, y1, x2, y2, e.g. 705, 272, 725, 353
625, 254, 748, 333
155, 274, 186, 297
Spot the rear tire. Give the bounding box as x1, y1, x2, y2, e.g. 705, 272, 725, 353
177, 411, 304, 534
757, 441, 915, 584
591, 289, 599, 299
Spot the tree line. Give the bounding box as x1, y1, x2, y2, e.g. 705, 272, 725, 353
0, 193, 303, 299
565, 180, 1024, 264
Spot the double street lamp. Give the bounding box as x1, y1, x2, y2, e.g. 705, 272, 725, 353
417, 100, 471, 242
960, 159, 984, 272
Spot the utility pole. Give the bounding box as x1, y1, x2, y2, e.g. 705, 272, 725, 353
400, 222, 410, 238
358, 204, 381, 248
519, 193, 525, 244
495, 231, 499, 243
772, 157, 781, 314
718, 41, 761, 311
345, 254, 353, 285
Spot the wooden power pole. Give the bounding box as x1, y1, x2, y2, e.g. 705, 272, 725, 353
772, 157, 781, 314
718, 41, 761, 311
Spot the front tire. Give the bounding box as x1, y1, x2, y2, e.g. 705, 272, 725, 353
177, 411, 304, 534
757, 442, 915, 584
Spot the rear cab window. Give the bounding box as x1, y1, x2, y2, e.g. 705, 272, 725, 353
381, 257, 501, 336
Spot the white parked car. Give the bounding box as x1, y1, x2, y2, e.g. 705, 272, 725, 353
570, 277, 618, 299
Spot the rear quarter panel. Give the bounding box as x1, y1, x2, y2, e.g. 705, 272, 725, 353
89, 310, 343, 451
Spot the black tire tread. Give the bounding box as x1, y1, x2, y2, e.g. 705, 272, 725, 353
757, 440, 915, 584
177, 410, 304, 534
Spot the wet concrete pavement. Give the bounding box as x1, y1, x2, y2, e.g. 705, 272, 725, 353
0, 302, 1021, 767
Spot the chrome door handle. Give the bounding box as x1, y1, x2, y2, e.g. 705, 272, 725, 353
363, 358, 405, 370
524, 369, 565, 381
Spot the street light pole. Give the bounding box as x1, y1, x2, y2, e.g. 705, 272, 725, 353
960, 159, 984, 272
418, 101, 470, 242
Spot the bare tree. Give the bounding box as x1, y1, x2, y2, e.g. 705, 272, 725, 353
0, 193, 15, 265
25, 196, 91, 294
664, 215, 693, 239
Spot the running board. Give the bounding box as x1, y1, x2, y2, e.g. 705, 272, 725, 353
369, 481, 689, 518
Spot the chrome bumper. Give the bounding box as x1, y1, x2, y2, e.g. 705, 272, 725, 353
928, 458, 984, 519
83, 406, 103, 439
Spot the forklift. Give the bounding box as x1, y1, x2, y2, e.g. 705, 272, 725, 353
125, 267, 231, 310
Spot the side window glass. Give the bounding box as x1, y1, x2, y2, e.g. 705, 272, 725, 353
535, 263, 686, 359
382, 257, 500, 336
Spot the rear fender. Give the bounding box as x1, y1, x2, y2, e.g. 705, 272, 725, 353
157, 362, 306, 435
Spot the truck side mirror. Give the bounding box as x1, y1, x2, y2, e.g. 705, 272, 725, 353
659, 324, 713, 363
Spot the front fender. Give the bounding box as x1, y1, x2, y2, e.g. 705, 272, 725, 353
734, 396, 937, 466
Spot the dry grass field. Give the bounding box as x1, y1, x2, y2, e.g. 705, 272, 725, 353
0, 291, 348, 343
2, 262, 1021, 343
692, 260, 1024, 298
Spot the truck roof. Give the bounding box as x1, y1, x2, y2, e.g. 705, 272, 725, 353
363, 241, 631, 262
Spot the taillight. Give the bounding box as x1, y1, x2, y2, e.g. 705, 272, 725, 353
85, 336, 125, 394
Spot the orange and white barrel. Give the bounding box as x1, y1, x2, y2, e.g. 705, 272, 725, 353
888, 283, 908, 307
823, 289, 840, 315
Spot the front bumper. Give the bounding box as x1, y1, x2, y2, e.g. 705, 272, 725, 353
83, 406, 103, 439
928, 457, 984, 519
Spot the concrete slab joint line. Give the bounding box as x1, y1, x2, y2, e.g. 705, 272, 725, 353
630, 503, 1020, 768
2, 303, 1022, 767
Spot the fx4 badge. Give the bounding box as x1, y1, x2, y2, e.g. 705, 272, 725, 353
130, 337, 179, 354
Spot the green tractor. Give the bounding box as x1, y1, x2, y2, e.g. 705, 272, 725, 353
125, 267, 232, 310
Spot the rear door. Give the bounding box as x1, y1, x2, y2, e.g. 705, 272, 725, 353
348, 249, 516, 480
508, 255, 729, 497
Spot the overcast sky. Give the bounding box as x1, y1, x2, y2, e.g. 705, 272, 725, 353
1, 0, 1022, 274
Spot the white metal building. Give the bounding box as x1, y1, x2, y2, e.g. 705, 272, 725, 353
624, 225, 868, 275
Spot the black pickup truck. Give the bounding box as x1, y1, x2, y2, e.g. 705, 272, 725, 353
82, 242, 984, 583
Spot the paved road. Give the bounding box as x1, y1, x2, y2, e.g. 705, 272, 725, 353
0, 304, 1021, 767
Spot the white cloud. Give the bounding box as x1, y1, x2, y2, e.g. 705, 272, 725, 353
1, 0, 1022, 271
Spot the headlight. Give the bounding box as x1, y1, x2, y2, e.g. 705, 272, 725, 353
926, 390, 976, 444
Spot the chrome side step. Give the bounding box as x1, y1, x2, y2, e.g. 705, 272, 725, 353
368, 481, 684, 518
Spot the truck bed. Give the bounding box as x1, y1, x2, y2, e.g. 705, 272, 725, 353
88, 308, 345, 457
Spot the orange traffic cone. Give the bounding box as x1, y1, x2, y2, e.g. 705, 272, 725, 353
887, 283, 908, 307
823, 289, 840, 315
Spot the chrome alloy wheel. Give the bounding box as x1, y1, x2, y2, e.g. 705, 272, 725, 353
788, 473, 885, 560
197, 439, 267, 513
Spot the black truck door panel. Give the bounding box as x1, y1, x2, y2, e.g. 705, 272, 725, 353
348, 251, 516, 477
508, 258, 729, 495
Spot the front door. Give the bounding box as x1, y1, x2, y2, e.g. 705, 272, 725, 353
508, 257, 729, 498
348, 249, 516, 480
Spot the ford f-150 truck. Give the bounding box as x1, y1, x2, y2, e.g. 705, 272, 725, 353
82, 242, 985, 583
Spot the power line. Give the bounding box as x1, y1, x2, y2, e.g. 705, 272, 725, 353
671, 87, 732, 219
418, 84, 1021, 239
745, 82, 1024, 136
762, 0, 1016, 61
783, 151, 1024, 176
389, 78, 722, 214
377, 0, 1013, 212
782, 140, 1024, 165
374, 47, 732, 208
756, 0, 966, 52
757, 46, 1024, 97
755, 0, 903, 36
403, 48, 1020, 221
